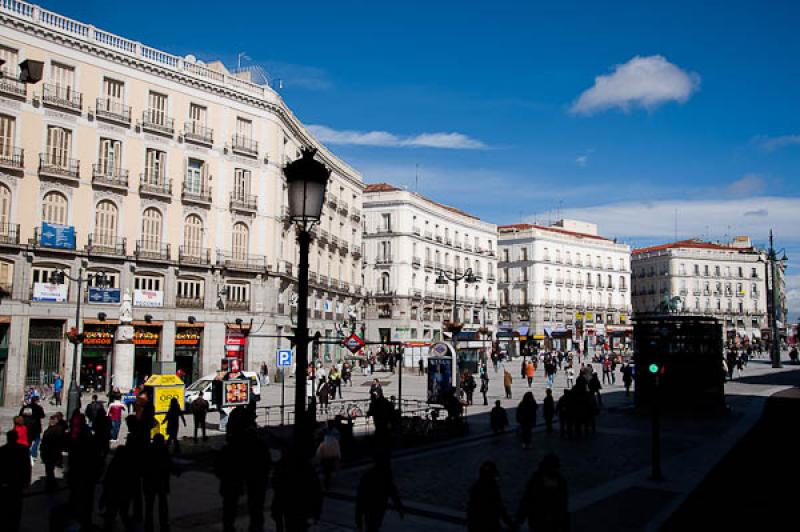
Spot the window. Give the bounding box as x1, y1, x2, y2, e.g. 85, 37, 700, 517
0, 183, 10, 228
381, 272, 391, 293
189, 103, 207, 125
144, 149, 166, 184
98, 137, 121, 174
0, 259, 13, 289
233, 168, 251, 198
94, 200, 118, 246
381, 213, 391, 232
42, 191, 68, 225
32, 265, 69, 286
148, 91, 168, 125
0, 45, 18, 76
522, 248, 528, 261
232, 222, 249, 260
236, 117, 253, 138
51, 62, 75, 91
177, 278, 204, 300
134, 275, 162, 291
183, 214, 204, 256
46, 126, 72, 166
87, 270, 119, 288
0, 114, 15, 158
186, 158, 205, 193
141, 207, 163, 250
102, 77, 124, 101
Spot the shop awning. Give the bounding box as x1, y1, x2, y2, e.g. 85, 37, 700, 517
544, 327, 553, 337
517, 326, 529, 336
496, 330, 518, 338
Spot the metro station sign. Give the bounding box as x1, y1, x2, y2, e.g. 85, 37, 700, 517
342, 333, 365, 354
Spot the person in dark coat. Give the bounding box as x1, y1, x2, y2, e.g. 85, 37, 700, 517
317, 377, 330, 415
19, 394, 45, 460
164, 398, 186, 453
93, 410, 113, 458
490, 400, 509, 434
190, 394, 210, 442
0, 430, 32, 532
516, 392, 538, 449
67, 416, 103, 529
543, 388, 556, 433
39, 415, 64, 492
271, 449, 322, 532
588, 373, 602, 406
466, 461, 513, 532
100, 444, 137, 531
516, 454, 569, 532
85, 394, 106, 428
355, 459, 404, 532
480, 372, 490, 406
556, 390, 572, 439
143, 433, 175, 532
622, 364, 633, 397
244, 428, 272, 532
215, 432, 246, 532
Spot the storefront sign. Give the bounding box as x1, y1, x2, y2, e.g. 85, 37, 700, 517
134, 289, 163, 308
134, 330, 160, 346
32, 283, 68, 302
175, 330, 201, 346
83, 330, 114, 345
585, 312, 594, 321
88, 287, 121, 304
40, 222, 76, 249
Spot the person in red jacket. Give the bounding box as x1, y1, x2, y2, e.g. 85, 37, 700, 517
12, 416, 29, 448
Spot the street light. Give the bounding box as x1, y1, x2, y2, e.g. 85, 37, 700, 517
758, 230, 789, 368
480, 297, 489, 365
60, 267, 111, 417
436, 267, 478, 385
283, 147, 331, 451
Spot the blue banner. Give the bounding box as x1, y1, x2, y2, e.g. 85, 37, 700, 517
88, 287, 121, 304
40, 223, 76, 249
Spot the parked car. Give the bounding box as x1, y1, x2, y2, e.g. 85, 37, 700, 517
184, 371, 261, 410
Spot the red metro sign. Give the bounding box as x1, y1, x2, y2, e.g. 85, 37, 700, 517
342, 333, 365, 354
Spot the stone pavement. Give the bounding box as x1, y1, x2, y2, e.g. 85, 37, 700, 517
14, 355, 800, 531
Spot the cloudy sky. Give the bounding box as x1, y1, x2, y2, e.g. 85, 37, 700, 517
43, 0, 800, 319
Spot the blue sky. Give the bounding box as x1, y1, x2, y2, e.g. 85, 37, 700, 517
38, 0, 800, 318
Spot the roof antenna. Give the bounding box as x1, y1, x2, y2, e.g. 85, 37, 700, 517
237, 52, 250, 71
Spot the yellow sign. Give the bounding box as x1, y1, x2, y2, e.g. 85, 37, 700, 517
152, 385, 185, 413
620, 314, 627, 323
575, 312, 583, 320
145, 374, 185, 386
585, 312, 594, 321
152, 414, 167, 438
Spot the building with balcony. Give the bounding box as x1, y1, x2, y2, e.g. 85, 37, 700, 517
362, 183, 498, 352
498, 220, 632, 353
630, 237, 781, 343
0, 2, 364, 405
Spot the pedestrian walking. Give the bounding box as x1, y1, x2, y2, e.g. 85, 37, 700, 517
490, 400, 509, 434
40, 416, 63, 492
12, 416, 29, 448
588, 372, 602, 406
143, 433, 175, 532
19, 393, 45, 461
108, 398, 125, 441
85, 394, 106, 429
543, 388, 555, 433
602, 357, 612, 385
480, 372, 489, 406
52, 374, 63, 406
503, 369, 513, 399
516, 454, 569, 532
418, 357, 425, 375
466, 461, 513, 532
67, 415, 103, 529
525, 360, 535, 388
622, 364, 633, 397
191, 394, 210, 442
556, 390, 571, 439
355, 459, 405, 532
464, 372, 477, 405
316, 425, 342, 491
516, 392, 538, 449
317, 376, 330, 415
271, 449, 322, 532
100, 444, 137, 531
164, 397, 186, 453
0, 430, 32, 532
566, 363, 575, 388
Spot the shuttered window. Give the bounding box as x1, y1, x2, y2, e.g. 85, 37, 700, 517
148, 91, 167, 125
46, 126, 72, 166
0, 45, 18, 75
98, 138, 121, 174
51, 62, 75, 90
144, 149, 166, 184
183, 214, 203, 257
103, 78, 124, 101
42, 191, 68, 225
0, 114, 15, 157
232, 222, 249, 260
94, 200, 118, 246
141, 207, 162, 251
233, 168, 250, 197
0, 184, 10, 228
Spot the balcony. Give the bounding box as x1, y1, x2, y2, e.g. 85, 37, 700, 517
487, 274, 496, 283
176, 296, 204, 308
412, 288, 423, 298
135, 240, 171, 262
277, 260, 294, 277
0, 69, 26, 99
182, 183, 212, 206
231, 134, 258, 157
225, 299, 250, 311
338, 203, 349, 217
95, 98, 131, 126
0, 223, 20, 246
412, 226, 421, 236
141, 109, 175, 136
326, 194, 338, 209
350, 209, 361, 222
464, 243, 473, 252
139, 176, 173, 200
351, 247, 362, 259
319, 274, 329, 286
0, 147, 24, 172
412, 256, 421, 268
338, 242, 350, 255
183, 122, 213, 146
455, 241, 463, 249
543, 277, 552, 284
374, 226, 393, 236
424, 231, 433, 240
86, 234, 126, 256
376, 257, 393, 266
445, 238, 453, 247
38, 153, 80, 182
178, 246, 212, 266
92, 164, 129, 191
435, 235, 443, 243
220, 252, 268, 272
229, 192, 257, 214
42, 84, 82, 113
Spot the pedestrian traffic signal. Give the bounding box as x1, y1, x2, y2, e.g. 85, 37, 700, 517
648, 363, 659, 374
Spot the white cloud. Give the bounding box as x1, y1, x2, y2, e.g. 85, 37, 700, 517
308, 125, 487, 150
726, 174, 766, 196
570, 55, 700, 115
576, 155, 588, 167
755, 134, 800, 152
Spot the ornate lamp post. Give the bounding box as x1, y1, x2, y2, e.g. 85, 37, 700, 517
759, 230, 788, 368
283, 148, 331, 446
480, 297, 489, 365
436, 267, 478, 384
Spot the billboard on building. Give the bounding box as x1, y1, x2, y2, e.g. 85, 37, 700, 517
32, 283, 68, 302
134, 289, 163, 307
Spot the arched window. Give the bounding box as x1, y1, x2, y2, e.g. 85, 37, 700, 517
232, 222, 249, 260
141, 207, 163, 251
380, 272, 391, 293
94, 200, 118, 246
0, 183, 10, 228
183, 214, 204, 257
42, 191, 68, 225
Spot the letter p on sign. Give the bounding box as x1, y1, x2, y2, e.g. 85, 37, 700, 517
277, 349, 292, 368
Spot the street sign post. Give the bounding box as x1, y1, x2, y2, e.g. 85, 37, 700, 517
277, 349, 292, 425
343, 333, 365, 354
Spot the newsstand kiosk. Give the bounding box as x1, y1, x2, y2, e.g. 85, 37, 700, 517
212, 356, 252, 431
143, 373, 186, 437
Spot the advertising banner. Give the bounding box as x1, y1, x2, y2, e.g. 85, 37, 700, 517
32, 283, 68, 302
134, 289, 163, 307
427, 356, 453, 404
88, 287, 121, 304
40, 222, 76, 249
222, 379, 251, 407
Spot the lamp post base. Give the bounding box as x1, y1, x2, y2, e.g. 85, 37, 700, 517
66, 381, 81, 417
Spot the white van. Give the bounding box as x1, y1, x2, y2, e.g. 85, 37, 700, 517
184, 371, 262, 410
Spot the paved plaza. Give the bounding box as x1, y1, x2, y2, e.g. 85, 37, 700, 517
9, 356, 800, 531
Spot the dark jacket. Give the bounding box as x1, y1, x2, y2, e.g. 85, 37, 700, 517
19, 402, 46, 440
85, 400, 106, 424
0, 441, 31, 492
467, 476, 511, 532
516, 399, 538, 428
517, 469, 569, 531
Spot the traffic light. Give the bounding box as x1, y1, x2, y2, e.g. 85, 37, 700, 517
648, 362, 666, 376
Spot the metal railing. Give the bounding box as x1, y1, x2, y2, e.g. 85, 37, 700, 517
178, 246, 212, 266
183, 121, 213, 145
95, 97, 131, 124
0, 69, 26, 98
182, 182, 212, 204
220, 251, 267, 271
0, 147, 24, 170
0, 223, 20, 245
139, 176, 172, 197
42, 83, 82, 112
176, 295, 204, 308
229, 192, 257, 212
135, 240, 171, 261
141, 109, 175, 135
87, 233, 126, 256
225, 299, 250, 311
231, 134, 258, 155
39, 153, 79, 179
92, 163, 129, 188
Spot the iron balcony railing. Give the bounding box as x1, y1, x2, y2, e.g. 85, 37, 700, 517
229, 192, 257, 212
39, 153, 80, 180
92, 163, 129, 189
139, 175, 173, 198
0, 69, 26, 98
350, 209, 361, 222
87, 233, 126, 256
176, 295, 204, 308
219, 251, 267, 271
141, 109, 175, 136
0, 223, 20, 245
0, 147, 24, 170
95, 98, 131, 124
231, 134, 258, 155
135, 240, 171, 261
183, 121, 214, 145
42, 83, 82, 112
225, 299, 250, 311
178, 246, 212, 266
182, 182, 212, 204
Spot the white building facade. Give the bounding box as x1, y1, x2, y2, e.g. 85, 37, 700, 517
362, 184, 498, 360
498, 220, 632, 352
631, 237, 776, 342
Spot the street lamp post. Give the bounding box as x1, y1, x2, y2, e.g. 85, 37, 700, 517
760, 230, 788, 368
436, 267, 478, 386
480, 297, 488, 365
59, 267, 110, 417
283, 148, 331, 452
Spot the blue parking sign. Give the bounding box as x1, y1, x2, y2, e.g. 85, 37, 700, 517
277, 349, 292, 367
